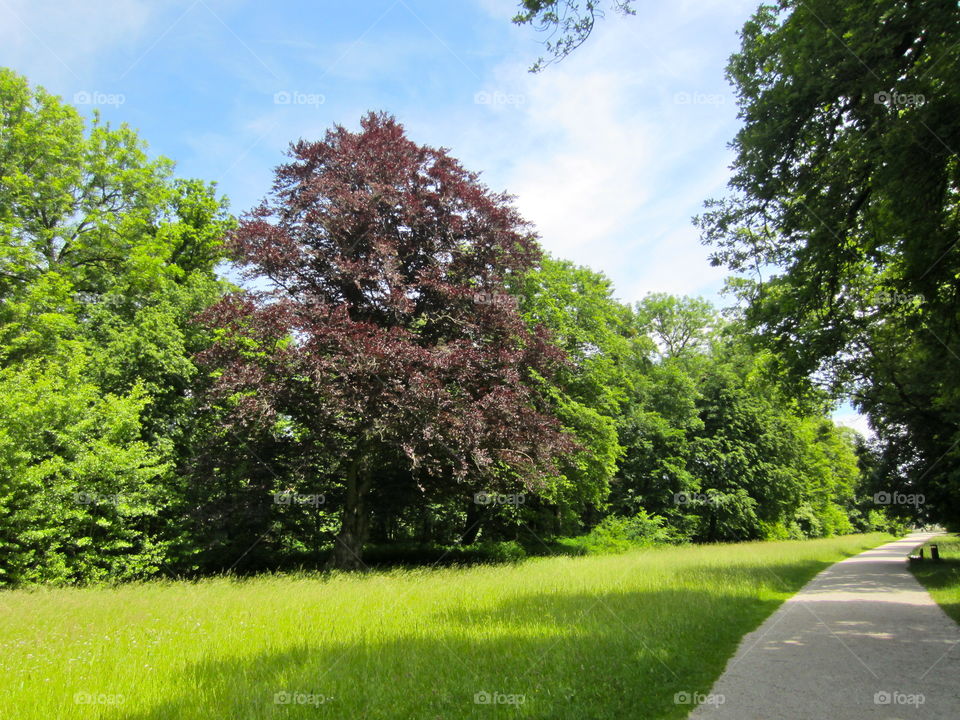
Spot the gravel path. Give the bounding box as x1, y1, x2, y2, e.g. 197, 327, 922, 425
689, 533, 960, 719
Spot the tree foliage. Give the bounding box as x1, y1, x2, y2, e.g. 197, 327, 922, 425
513, 0, 636, 71
698, 0, 960, 527
0, 66, 898, 586
0, 68, 231, 585
198, 112, 576, 569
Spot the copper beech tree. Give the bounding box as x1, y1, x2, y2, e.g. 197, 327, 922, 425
198, 112, 575, 569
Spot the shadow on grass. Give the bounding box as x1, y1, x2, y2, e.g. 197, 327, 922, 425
95, 584, 795, 720
85, 546, 889, 720
207, 538, 588, 577
911, 541, 960, 624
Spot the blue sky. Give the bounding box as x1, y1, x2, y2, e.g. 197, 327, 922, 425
0, 0, 869, 433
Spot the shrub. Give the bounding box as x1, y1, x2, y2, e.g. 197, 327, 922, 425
572, 509, 677, 554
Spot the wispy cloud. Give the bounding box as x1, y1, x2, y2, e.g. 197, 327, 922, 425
406, 0, 755, 303
1, 0, 755, 304
834, 409, 874, 439
0, 0, 156, 83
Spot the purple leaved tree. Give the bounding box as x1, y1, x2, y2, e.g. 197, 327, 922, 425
198, 112, 574, 569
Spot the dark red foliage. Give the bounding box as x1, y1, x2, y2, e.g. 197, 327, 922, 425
196, 112, 574, 565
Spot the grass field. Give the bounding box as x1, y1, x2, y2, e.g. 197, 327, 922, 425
0, 533, 892, 719
910, 533, 960, 625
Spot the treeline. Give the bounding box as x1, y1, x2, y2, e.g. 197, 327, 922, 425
0, 69, 898, 586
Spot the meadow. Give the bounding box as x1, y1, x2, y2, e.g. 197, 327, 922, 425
0, 533, 892, 719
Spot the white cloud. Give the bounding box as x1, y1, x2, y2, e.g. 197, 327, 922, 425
833, 410, 874, 439
506, 70, 654, 259
0, 0, 760, 309
418, 0, 757, 303
0, 0, 157, 84
624, 227, 727, 299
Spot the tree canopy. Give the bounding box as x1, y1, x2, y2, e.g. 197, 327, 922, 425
0, 68, 232, 584
0, 68, 903, 586
199, 112, 576, 569
698, 0, 960, 528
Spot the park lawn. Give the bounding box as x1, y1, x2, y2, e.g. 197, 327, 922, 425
0, 533, 891, 720
910, 533, 960, 625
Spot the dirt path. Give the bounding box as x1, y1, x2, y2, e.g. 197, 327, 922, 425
690, 533, 960, 719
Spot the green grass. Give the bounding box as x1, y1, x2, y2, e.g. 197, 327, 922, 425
0, 533, 892, 719
909, 533, 960, 625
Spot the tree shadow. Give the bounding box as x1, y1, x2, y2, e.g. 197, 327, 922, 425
911, 556, 960, 622
98, 586, 784, 720
93, 552, 892, 720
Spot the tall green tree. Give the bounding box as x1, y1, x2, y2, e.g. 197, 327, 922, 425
611, 294, 706, 525
0, 68, 232, 584
510, 256, 636, 534
698, 0, 960, 526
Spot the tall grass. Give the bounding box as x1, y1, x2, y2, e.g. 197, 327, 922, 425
0, 533, 891, 719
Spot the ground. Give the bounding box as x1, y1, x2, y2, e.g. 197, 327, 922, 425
0, 534, 890, 719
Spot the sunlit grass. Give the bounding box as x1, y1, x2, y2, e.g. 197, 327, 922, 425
910, 533, 960, 626
0, 533, 891, 719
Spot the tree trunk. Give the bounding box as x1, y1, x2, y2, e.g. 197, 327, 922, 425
461, 500, 483, 545
327, 454, 372, 570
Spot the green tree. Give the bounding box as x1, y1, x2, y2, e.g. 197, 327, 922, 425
510, 256, 636, 534
0, 349, 169, 585
635, 293, 715, 361
697, 0, 960, 526
0, 68, 232, 584
611, 295, 708, 526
